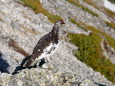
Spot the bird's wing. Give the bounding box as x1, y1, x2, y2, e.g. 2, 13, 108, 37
31, 32, 52, 59
21, 32, 53, 67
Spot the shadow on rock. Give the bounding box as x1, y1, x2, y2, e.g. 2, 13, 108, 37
20, 55, 46, 68
95, 82, 106, 86
12, 66, 24, 75
12, 55, 31, 75
0, 52, 10, 73
20, 55, 31, 67
12, 55, 46, 75
98, 84, 106, 86
38, 58, 46, 67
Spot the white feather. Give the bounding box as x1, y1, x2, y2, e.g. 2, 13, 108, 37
35, 42, 59, 61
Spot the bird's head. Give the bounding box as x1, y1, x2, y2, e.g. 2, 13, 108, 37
52, 20, 65, 34
55, 20, 65, 26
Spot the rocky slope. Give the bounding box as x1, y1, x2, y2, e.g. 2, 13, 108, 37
0, 0, 115, 86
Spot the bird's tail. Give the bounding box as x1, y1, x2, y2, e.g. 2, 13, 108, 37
20, 55, 33, 68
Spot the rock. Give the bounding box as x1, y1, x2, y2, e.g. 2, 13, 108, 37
11, 21, 21, 31
41, 0, 115, 38
0, 0, 115, 86
0, 73, 11, 86
79, 79, 98, 86
8, 68, 76, 86
0, 68, 100, 86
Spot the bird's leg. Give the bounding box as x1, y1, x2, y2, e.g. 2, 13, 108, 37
37, 57, 50, 68
47, 57, 51, 62
37, 58, 46, 67
36, 62, 39, 68
45, 57, 50, 63
40, 58, 48, 68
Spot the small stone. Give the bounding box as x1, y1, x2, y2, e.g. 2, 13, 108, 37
79, 79, 98, 86
42, 64, 48, 69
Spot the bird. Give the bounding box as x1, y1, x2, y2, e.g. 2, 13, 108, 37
21, 20, 65, 68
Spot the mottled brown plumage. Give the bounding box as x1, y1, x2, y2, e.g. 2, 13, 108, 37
21, 20, 65, 68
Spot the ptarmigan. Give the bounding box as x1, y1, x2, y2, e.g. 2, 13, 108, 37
21, 20, 65, 68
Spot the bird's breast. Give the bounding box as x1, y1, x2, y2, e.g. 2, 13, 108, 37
36, 42, 59, 60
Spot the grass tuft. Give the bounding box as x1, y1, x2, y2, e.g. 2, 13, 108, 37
21, 0, 62, 23
105, 21, 115, 30
69, 17, 115, 50
108, 0, 115, 4
68, 33, 115, 83
68, 17, 87, 31
68, 17, 115, 83
83, 0, 115, 18
103, 8, 115, 17
66, 0, 99, 17
83, 0, 97, 8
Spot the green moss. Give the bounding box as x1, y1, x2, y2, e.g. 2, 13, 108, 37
68, 17, 115, 83
66, 0, 99, 17
104, 8, 115, 17
68, 17, 87, 31
68, 33, 115, 83
83, 0, 97, 8
105, 21, 115, 30
69, 17, 115, 50
21, 0, 62, 23
86, 25, 115, 50
108, 0, 115, 4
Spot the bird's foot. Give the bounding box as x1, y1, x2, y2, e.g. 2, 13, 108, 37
36, 58, 50, 68
45, 57, 50, 63
38, 58, 46, 67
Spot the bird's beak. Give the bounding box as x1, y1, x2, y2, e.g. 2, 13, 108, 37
61, 20, 65, 24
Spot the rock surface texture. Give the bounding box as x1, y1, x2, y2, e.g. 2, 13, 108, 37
0, 0, 115, 86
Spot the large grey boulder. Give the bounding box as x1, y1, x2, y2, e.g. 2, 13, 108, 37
0, 0, 115, 86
